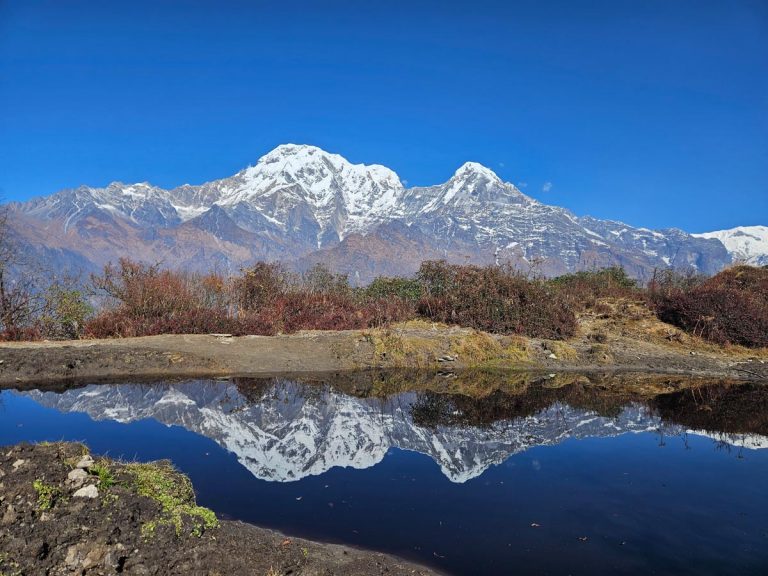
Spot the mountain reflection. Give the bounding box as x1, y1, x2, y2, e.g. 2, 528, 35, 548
22, 373, 768, 483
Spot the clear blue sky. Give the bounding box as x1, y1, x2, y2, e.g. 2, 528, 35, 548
1, 0, 766, 232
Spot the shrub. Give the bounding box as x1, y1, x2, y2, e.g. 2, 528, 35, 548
232, 262, 290, 312
416, 261, 577, 339
301, 263, 351, 296
91, 259, 202, 319
651, 265, 768, 348
364, 276, 422, 302
550, 267, 638, 310
40, 286, 92, 339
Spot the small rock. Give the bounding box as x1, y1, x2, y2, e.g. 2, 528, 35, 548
83, 544, 110, 569
73, 485, 99, 499
65, 544, 86, 569
11, 459, 25, 470
548, 353, 558, 360
75, 455, 94, 469
437, 355, 455, 362
1, 504, 17, 525
67, 468, 89, 487
40, 511, 52, 521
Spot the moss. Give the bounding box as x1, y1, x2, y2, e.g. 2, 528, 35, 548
32, 479, 59, 511
124, 461, 218, 538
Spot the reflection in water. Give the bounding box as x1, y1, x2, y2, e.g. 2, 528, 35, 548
3, 374, 768, 576
21, 376, 768, 483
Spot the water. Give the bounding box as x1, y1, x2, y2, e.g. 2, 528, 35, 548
1, 373, 767, 575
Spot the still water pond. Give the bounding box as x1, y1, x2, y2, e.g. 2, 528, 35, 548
1, 373, 767, 575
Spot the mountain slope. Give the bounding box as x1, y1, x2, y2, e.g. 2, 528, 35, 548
7, 144, 734, 281
694, 226, 768, 266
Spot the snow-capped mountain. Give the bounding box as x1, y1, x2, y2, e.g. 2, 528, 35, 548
7, 144, 733, 280
693, 226, 768, 267
22, 380, 767, 483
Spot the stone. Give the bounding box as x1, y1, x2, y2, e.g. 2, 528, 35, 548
67, 468, 89, 487
83, 544, 110, 569
11, 459, 25, 471
548, 353, 558, 359
65, 544, 86, 569
1, 504, 17, 525
75, 455, 94, 469
73, 485, 99, 499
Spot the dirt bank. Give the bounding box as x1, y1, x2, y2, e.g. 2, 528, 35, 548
0, 442, 437, 576
1, 299, 766, 387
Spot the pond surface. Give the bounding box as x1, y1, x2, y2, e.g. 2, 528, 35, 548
1, 373, 767, 575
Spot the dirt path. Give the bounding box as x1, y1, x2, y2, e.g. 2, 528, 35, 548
0, 442, 438, 576
1, 301, 767, 387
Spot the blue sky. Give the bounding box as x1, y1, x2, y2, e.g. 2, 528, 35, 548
1, 0, 766, 232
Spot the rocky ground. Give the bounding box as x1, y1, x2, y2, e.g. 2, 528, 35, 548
0, 298, 766, 388
0, 443, 437, 576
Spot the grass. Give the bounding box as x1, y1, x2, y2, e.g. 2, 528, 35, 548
32, 479, 59, 510
451, 331, 532, 368
545, 340, 579, 362
124, 461, 218, 538
366, 323, 535, 370
89, 461, 115, 488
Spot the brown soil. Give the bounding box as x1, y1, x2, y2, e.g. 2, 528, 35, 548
0, 299, 766, 388
0, 442, 437, 576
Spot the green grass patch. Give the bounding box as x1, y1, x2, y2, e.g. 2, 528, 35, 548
89, 461, 115, 488
32, 479, 59, 510
124, 461, 218, 538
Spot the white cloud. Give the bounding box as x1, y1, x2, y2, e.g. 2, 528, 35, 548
541, 181, 553, 193
517, 181, 528, 189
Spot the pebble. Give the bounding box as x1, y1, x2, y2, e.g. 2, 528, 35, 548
73, 485, 99, 499
548, 353, 558, 359
75, 455, 95, 469
12, 459, 25, 471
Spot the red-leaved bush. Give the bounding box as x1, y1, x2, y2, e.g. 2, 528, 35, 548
651, 265, 768, 348
416, 261, 577, 339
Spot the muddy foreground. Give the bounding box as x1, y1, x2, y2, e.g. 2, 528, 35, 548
1, 300, 766, 386
0, 442, 437, 576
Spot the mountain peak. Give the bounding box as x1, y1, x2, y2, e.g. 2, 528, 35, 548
694, 225, 768, 266
257, 143, 329, 164
453, 162, 501, 182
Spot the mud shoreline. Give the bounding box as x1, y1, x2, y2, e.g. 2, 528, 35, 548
1, 317, 766, 388
0, 442, 439, 575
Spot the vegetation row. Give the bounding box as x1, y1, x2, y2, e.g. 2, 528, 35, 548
1, 258, 766, 348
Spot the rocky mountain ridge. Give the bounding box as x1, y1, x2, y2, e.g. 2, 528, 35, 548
6, 144, 742, 281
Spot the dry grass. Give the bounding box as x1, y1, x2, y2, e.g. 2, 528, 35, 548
544, 340, 579, 361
